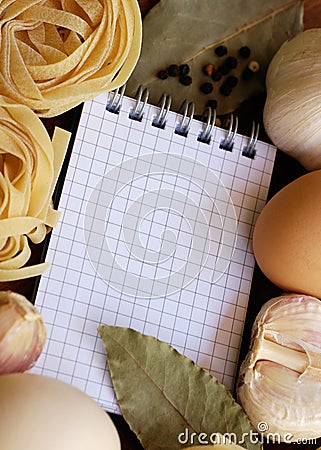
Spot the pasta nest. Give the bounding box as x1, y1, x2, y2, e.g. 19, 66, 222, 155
0, 96, 70, 281
0, 0, 142, 117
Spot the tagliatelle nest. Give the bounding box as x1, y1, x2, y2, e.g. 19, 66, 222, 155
0, 0, 142, 117
0, 96, 71, 281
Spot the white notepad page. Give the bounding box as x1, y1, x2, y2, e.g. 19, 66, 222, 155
33, 91, 276, 414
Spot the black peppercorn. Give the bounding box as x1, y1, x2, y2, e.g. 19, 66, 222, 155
241, 67, 253, 80
179, 64, 190, 76
179, 75, 192, 86
238, 46, 251, 58
218, 64, 230, 76
225, 56, 238, 69
241, 61, 260, 81
206, 99, 218, 109
157, 69, 168, 80
215, 45, 228, 57
219, 84, 232, 96
167, 64, 180, 77
225, 75, 238, 88
200, 82, 214, 94
211, 70, 222, 82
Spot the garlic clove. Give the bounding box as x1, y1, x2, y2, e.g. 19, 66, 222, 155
0, 291, 46, 374
237, 294, 321, 441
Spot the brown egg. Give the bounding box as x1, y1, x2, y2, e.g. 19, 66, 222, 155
253, 170, 321, 298
0, 373, 120, 450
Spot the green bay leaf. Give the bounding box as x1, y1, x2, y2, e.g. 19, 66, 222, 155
98, 325, 262, 450
127, 0, 303, 115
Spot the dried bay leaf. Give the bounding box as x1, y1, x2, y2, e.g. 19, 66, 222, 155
127, 0, 303, 115
98, 325, 262, 450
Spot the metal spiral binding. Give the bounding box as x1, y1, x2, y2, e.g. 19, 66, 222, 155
106, 84, 126, 114
152, 93, 172, 129
175, 100, 195, 137
129, 85, 149, 121
219, 114, 238, 152
198, 106, 216, 144
242, 122, 259, 159
105, 86, 260, 157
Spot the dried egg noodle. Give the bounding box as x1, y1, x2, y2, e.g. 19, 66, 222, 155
0, 0, 142, 117
0, 97, 71, 281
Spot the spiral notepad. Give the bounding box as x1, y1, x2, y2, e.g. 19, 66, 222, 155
33, 88, 276, 414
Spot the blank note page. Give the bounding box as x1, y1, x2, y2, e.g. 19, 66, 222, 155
33, 92, 276, 414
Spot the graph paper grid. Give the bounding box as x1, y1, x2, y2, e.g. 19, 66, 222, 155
32, 92, 276, 414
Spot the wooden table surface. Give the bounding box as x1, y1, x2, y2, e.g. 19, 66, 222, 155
1, 0, 321, 449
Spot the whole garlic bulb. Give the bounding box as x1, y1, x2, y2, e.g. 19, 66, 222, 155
237, 294, 321, 441
263, 29, 321, 171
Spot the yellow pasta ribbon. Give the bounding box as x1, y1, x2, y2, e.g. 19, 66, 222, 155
0, 97, 71, 281
0, 0, 142, 117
